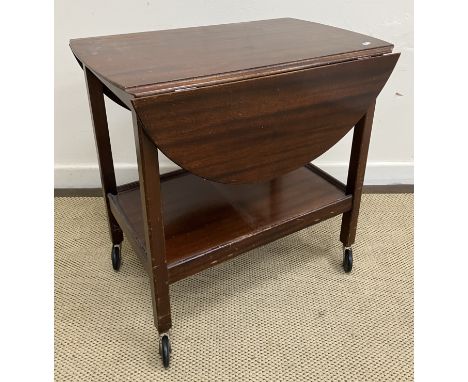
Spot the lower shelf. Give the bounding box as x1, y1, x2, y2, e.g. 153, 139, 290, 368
108, 165, 352, 283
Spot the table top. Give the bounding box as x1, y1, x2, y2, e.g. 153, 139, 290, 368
70, 18, 393, 96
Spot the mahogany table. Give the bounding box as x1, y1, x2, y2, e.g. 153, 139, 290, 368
70, 18, 399, 368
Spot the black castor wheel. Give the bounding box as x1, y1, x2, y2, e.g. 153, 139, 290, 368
342, 247, 353, 273
111, 244, 121, 271
159, 334, 171, 368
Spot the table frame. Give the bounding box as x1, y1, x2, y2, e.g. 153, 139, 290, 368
84, 65, 376, 337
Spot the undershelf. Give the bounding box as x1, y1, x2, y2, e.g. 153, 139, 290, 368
108, 165, 352, 283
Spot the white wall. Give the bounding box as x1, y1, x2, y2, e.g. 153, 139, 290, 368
55, 0, 413, 188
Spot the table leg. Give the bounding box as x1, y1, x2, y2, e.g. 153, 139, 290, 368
340, 102, 376, 247
132, 113, 172, 335
84, 67, 123, 246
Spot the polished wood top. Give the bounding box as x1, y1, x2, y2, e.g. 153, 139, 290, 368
70, 18, 393, 96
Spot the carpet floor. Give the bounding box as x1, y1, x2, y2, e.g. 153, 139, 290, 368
54, 194, 413, 381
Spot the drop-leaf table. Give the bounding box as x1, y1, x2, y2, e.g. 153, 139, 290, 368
70, 18, 399, 368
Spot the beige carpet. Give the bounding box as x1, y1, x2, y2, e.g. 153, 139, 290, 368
54, 194, 413, 381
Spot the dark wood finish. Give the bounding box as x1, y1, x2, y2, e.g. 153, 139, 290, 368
84, 67, 123, 245
133, 54, 399, 183
102, 80, 131, 110
71, 19, 400, 348
70, 18, 393, 97
133, 113, 172, 333
305, 163, 346, 192
73, 54, 131, 110
340, 103, 376, 247
107, 166, 352, 283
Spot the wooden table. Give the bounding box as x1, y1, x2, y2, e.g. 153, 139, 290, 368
70, 18, 399, 368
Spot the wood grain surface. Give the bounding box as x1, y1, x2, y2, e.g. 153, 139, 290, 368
108, 166, 352, 283
133, 54, 399, 183
70, 18, 393, 96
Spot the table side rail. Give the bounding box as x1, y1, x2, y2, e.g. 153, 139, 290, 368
168, 195, 352, 283
305, 163, 346, 192
106, 165, 352, 283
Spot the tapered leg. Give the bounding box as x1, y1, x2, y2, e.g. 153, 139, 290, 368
340, 102, 376, 247
84, 67, 123, 245
132, 112, 172, 334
